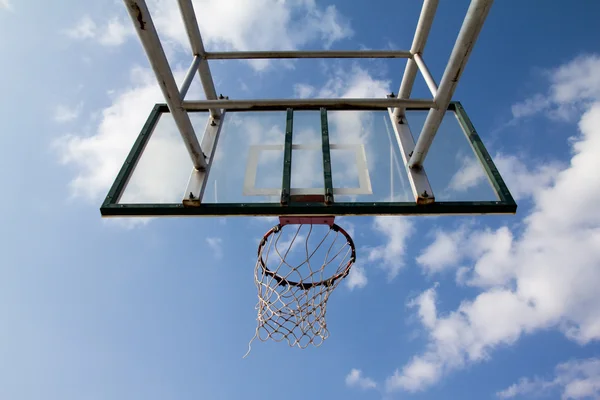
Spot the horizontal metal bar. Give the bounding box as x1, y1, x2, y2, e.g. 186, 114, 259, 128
183, 98, 436, 111
204, 50, 413, 59
101, 201, 516, 217
124, 0, 207, 170
413, 53, 438, 98
409, 0, 493, 168
180, 55, 201, 101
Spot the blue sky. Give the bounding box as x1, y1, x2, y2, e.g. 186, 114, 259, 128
2, 1, 600, 399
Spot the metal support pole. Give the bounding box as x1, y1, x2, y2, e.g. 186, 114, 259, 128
177, 0, 220, 118
413, 54, 438, 98
182, 98, 435, 111
394, 0, 439, 117
183, 112, 226, 206
387, 106, 434, 204
281, 109, 293, 206
180, 55, 201, 100
123, 0, 207, 170
409, 0, 493, 168
204, 50, 412, 59
320, 108, 334, 205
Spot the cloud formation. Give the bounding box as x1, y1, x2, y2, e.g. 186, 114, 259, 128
206, 237, 223, 259
367, 217, 414, 280
497, 358, 600, 399
1, 0, 13, 11
345, 265, 367, 290
65, 15, 133, 46
345, 368, 377, 390
53, 103, 82, 123
149, 0, 353, 70
388, 53, 600, 392
511, 54, 600, 121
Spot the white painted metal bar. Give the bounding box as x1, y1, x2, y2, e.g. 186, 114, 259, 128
409, 0, 493, 168
353, 144, 373, 195
413, 53, 438, 97
387, 108, 434, 204
394, 0, 439, 117
180, 55, 201, 100
390, 140, 394, 200
383, 116, 408, 199
177, 0, 220, 118
183, 98, 435, 110
183, 112, 226, 206
204, 50, 412, 59
123, 0, 207, 170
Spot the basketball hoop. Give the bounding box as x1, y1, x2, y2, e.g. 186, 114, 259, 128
244, 216, 356, 356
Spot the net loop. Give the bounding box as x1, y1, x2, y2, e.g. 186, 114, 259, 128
244, 217, 355, 357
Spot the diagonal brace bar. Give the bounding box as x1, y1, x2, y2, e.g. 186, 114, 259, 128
320, 108, 334, 205
123, 0, 207, 170
281, 109, 294, 205
409, 0, 493, 168
183, 112, 227, 206
387, 106, 434, 204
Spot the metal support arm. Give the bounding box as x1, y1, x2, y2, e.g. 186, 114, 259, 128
123, 0, 207, 170
394, 0, 439, 117
409, 0, 493, 168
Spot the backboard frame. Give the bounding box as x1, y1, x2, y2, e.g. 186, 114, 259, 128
100, 102, 516, 217
102, 0, 517, 218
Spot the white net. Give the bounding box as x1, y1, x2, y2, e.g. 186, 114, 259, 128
244, 222, 355, 356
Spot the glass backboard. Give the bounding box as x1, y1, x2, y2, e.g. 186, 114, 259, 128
101, 103, 515, 217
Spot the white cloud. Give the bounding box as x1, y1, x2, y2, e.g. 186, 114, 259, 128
387, 357, 441, 392
510, 93, 550, 119
317, 65, 390, 100
345, 369, 377, 390
53, 103, 82, 123
420, 225, 515, 288
408, 284, 438, 329
494, 154, 563, 201
0, 0, 13, 11
345, 264, 367, 290
416, 227, 467, 274
65, 15, 133, 46
388, 54, 600, 392
294, 83, 316, 99
511, 54, 600, 121
98, 18, 133, 46
447, 156, 486, 192
447, 153, 562, 201
465, 227, 515, 288
497, 377, 555, 399
497, 358, 600, 400
149, 0, 353, 71
206, 237, 223, 259
55, 66, 173, 200
367, 217, 414, 280
66, 15, 96, 39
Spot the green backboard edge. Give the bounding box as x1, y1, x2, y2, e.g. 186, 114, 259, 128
100, 102, 517, 217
